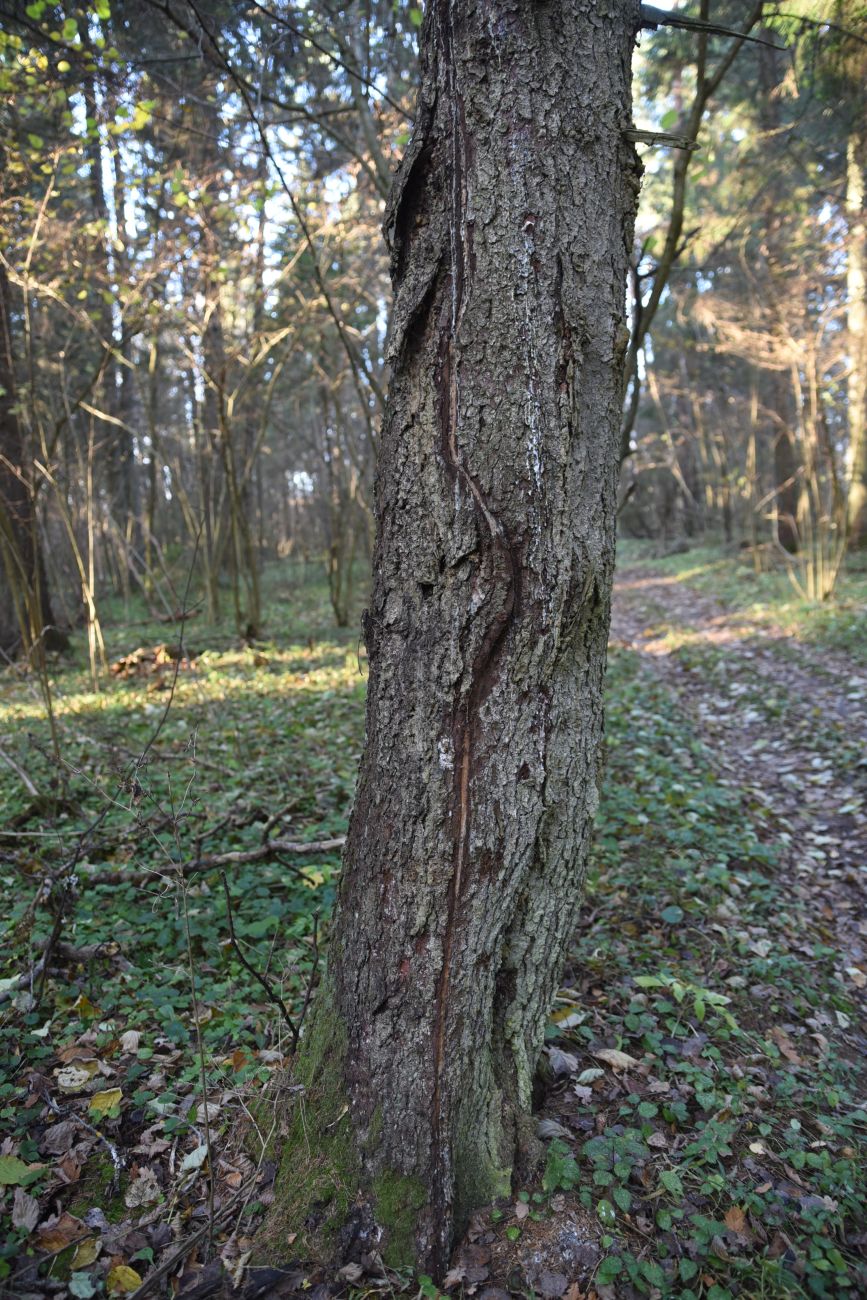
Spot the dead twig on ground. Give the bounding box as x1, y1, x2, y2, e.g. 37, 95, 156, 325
81, 834, 345, 886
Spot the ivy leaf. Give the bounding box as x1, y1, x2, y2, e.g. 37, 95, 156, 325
597, 1257, 623, 1285
597, 1198, 616, 1226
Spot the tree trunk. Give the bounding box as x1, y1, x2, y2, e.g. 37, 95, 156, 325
0, 262, 66, 656
770, 372, 800, 554
264, 0, 641, 1278
846, 126, 867, 547
758, 37, 800, 555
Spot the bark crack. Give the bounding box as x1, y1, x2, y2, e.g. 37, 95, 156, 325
428, 2, 522, 1263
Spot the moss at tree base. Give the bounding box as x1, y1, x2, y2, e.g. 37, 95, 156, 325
370, 1170, 428, 1269
254, 983, 433, 1272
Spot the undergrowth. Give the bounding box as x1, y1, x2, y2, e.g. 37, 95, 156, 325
0, 557, 864, 1297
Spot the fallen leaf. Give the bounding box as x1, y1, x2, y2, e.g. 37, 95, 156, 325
548, 1047, 578, 1075
41, 1119, 79, 1155
770, 1027, 802, 1065
71, 1237, 102, 1270
69, 1274, 98, 1299
125, 1166, 161, 1208
70, 994, 102, 1020
594, 1048, 640, 1071
55, 1061, 99, 1093
724, 1205, 747, 1235
11, 1187, 40, 1233
36, 1211, 86, 1252
107, 1264, 142, 1294
180, 1143, 209, 1172
89, 1088, 123, 1119
57, 1156, 82, 1183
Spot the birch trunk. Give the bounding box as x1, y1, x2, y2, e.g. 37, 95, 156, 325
265, 0, 641, 1277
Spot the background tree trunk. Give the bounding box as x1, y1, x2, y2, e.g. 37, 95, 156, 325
757, 38, 800, 555
846, 126, 867, 547
264, 0, 641, 1278
0, 262, 65, 656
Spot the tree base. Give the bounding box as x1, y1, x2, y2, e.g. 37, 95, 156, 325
254, 991, 427, 1272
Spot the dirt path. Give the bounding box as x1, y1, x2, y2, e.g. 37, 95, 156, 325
610, 566, 867, 990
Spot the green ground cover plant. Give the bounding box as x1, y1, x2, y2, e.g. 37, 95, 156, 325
0, 556, 864, 1297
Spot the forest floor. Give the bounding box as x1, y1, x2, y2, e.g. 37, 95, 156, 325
0, 545, 866, 1300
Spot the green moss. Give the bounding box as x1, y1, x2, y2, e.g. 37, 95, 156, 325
68, 1152, 125, 1223
371, 1170, 427, 1268
257, 993, 432, 1270
451, 1082, 516, 1236
255, 982, 360, 1260
364, 1104, 383, 1154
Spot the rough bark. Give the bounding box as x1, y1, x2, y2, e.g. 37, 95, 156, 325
265, 0, 641, 1278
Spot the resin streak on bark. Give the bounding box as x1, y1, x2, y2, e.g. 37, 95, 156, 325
313, 0, 640, 1274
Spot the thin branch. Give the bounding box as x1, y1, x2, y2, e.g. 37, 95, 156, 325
80, 835, 346, 886
0, 744, 39, 798
640, 4, 784, 47
148, 0, 386, 415
221, 870, 300, 1050
246, 0, 412, 119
